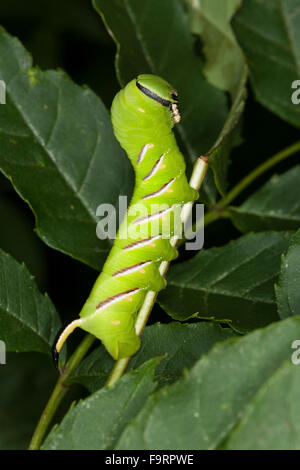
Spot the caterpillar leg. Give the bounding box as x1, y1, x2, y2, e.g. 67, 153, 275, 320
51, 319, 82, 369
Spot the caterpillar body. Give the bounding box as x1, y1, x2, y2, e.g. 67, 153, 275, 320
53, 74, 198, 363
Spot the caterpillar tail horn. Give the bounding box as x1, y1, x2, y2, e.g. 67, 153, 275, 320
51, 319, 82, 370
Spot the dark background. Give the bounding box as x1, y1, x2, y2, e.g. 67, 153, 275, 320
0, 0, 299, 449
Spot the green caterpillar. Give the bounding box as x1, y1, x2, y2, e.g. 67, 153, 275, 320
53, 74, 198, 363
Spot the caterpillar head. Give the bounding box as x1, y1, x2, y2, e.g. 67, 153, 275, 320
136, 74, 181, 124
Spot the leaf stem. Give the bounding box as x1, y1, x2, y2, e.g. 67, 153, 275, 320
185, 139, 300, 239
28, 334, 94, 450
218, 139, 300, 210
106, 157, 209, 387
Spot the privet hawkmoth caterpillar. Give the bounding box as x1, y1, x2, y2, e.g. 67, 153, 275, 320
53, 74, 199, 363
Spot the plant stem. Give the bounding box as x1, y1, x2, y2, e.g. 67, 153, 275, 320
29, 158, 208, 447
106, 157, 209, 387
185, 139, 300, 239
218, 139, 300, 209
28, 334, 94, 450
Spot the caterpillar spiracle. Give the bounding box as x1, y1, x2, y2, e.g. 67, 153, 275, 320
53, 74, 199, 363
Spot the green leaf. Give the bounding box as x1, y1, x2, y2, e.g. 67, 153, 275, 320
71, 321, 235, 392
184, 0, 248, 196
42, 358, 160, 450
233, 0, 300, 128
230, 166, 300, 232
0, 26, 132, 270
0, 249, 61, 354
0, 353, 57, 449
159, 231, 292, 333
93, 0, 228, 203
185, 0, 245, 95
224, 360, 300, 449
116, 316, 300, 450
275, 229, 300, 319
208, 65, 248, 195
